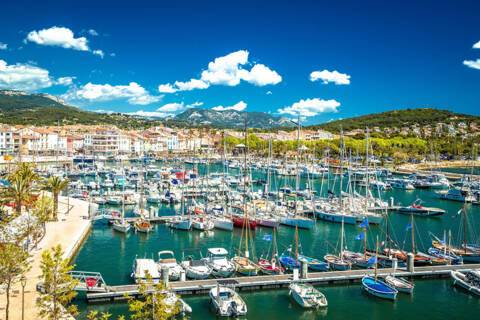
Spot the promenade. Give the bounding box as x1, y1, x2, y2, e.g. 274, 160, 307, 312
0, 197, 92, 320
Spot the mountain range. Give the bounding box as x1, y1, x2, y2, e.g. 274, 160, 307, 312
1, 90, 479, 131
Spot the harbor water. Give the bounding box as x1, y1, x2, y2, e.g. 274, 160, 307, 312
73, 162, 480, 318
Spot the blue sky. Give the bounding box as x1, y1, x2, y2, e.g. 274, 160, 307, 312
0, 0, 479, 124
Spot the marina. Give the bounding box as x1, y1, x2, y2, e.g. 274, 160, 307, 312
67, 154, 480, 319
83, 264, 479, 302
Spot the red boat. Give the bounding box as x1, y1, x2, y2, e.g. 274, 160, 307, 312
258, 258, 284, 275
232, 216, 257, 229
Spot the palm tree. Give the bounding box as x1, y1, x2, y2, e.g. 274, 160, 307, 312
42, 177, 69, 221
3, 163, 39, 216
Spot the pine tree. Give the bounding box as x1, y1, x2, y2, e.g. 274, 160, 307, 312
37, 245, 79, 320
126, 273, 181, 320
0, 243, 31, 320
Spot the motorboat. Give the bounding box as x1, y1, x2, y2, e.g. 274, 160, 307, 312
209, 285, 248, 317
132, 258, 161, 284
203, 248, 235, 278
181, 257, 212, 279
397, 200, 445, 217
289, 283, 328, 308
192, 216, 215, 231
157, 251, 183, 281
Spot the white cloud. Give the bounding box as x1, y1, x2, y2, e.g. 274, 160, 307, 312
174, 79, 209, 91
0, 59, 53, 90
63, 82, 162, 105
56, 76, 75, 86
0, 42, 7, 50
266, 91, 272, 95
128, 101, 202, 118
463, 59, 480, 70
277, 98, 340, 117
239, 64, 282, 86
128, 110, 170, 118
88, 29, 99, 36
158, 83, 177, 93
92, 49, 104, 58
473, 41, 480, 49
26, 26, 89, 51
212, 101, 247, 112
200, 50, 249, 86
310, 70, 351, 85
26, 26, 105, 58
158, 50, 282, 93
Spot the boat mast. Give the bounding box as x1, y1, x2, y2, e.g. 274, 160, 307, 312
295, 115, 300, 218
243, 114, 249, 258
295, 225, 299, 264
374, 236, 379, 281
365, 127, 369, 209
462, 205, 467, 254
411, 213, 415, 255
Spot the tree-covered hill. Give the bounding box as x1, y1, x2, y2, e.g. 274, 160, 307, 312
310, 108, 480, 132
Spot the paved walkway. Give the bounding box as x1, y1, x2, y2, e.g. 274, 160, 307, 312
0, 197, 91, 320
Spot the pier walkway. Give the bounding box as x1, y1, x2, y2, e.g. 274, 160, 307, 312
0, 197, 92, 320
85, 263, 479, 303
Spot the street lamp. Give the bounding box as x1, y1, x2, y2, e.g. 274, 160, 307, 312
20, 275, 27, 320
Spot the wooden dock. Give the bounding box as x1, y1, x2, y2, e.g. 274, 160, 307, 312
85, 263, 479, 303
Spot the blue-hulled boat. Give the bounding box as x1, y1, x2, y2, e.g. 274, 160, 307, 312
298, 254, 329, 271
279, 254, 300, 271
427, 247, 463, 265
362, 276, 398, 300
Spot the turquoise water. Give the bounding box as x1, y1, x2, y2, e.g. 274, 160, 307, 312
73, 163, 480, 319
439, 166, 480, 175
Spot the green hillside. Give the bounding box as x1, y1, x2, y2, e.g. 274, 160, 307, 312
0, 90, 159, 128
311, 108, 480, 132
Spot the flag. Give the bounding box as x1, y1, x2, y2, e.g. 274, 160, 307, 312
262, 234, 272, 241
359, 218, 369, 229
355, 233, 364, 241
367, 256, 377, 264
405, 223, 412, 231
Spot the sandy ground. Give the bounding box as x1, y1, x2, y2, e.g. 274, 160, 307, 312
0, 197, 91, 320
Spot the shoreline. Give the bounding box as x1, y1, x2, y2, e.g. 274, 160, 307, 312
0, 197, 92, 320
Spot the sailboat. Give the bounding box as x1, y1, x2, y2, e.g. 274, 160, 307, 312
362, 236, 398, 300
279, 225, 302, 271
258, 229, 284, 275
112, 185, 131, 233
231, 116, 260, 277
324, 217, 352, 271
342, 219, 374, 268
168, 165, 192, 231
428, 230, 463, 265
212, 136, 234, 232
431, 206, 480, 262
134, 141, 153, 234
280, 117, 315, 230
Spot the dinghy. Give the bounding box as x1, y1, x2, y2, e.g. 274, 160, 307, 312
384, 275, 414, 294
451, 270, 480, 296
